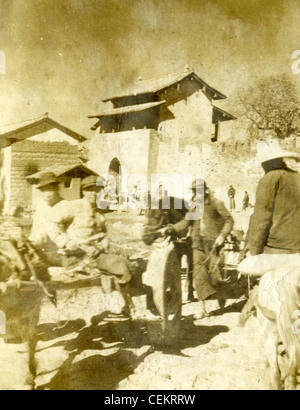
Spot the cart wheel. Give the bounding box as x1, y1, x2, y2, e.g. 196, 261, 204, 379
145, 247, 182, 344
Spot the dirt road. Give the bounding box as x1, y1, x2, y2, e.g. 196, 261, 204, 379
0, 283, 272, 390
0, 212, 273, 390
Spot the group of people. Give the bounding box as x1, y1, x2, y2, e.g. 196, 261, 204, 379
227, 185, 250, 212
29, 173, 134, 315
28, 138, 300, 322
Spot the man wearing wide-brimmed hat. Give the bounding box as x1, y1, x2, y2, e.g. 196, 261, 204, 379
247, 139, 300, 255
238, 140, 300, 328
29, 172, 65, 266
48, 175, 134, 315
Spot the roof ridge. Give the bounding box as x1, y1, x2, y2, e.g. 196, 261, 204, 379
0, 114, 87, 142
0, 113, 49, 129
137, 69, 193, 84
102, 68, 226, 102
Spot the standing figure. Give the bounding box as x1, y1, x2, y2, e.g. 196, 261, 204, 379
242, 191, 250, 211
228, 185, 236, 211
163, 179, 234, 319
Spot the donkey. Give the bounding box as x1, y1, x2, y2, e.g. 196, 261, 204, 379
0, 220, 54, 389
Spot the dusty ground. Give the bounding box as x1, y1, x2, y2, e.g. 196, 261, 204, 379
0, 210, 276, 390
0, 289, 272, 390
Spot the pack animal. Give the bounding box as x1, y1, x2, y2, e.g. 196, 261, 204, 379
0, 220, 53, 389
239, 255, 300, 389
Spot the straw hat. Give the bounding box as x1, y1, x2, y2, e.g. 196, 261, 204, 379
256, 139, 300, 164
36, 173, 60, 189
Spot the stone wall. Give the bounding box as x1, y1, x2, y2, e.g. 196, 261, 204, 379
86, 129, 161, 187
86, 125, 300, 209
8, 140, 78, 211
156, 135, 300, 205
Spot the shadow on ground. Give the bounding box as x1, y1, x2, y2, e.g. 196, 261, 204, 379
36, 309, 231, 390
210, 299, 247, 317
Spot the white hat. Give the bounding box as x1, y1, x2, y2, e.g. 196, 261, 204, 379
256, 139, 300, 164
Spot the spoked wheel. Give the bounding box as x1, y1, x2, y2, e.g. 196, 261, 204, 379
145, 246, 182, 345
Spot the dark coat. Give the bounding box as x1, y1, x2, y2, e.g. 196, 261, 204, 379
142, 196, 188, 245
228, 187, 236, 198
170, 195, 234, 250
248, 168, 300, 255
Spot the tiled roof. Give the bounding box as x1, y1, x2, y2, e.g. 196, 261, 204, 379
89, 100, 166, 118
102, 69, 227, 102
212, 106, 237, 123
27, 162, 98, 181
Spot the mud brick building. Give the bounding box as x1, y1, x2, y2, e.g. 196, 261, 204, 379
0, 114, 89, 214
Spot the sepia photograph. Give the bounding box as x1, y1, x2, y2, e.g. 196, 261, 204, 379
0, 0, 300, 392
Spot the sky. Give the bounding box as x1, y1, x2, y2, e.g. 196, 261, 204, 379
1, 0, 300, 137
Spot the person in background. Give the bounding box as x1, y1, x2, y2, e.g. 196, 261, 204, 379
228, 185, 236, 211
242, 191, 250, 211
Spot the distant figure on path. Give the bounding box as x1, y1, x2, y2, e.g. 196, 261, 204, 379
228, 185, 236, 211
242, 191, 250, 211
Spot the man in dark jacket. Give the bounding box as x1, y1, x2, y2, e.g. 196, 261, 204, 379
239, 140, 300, 326
248, 140, 300, 255
163, 179, 234, 318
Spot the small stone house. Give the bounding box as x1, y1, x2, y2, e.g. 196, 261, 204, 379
0, 114, 89, 214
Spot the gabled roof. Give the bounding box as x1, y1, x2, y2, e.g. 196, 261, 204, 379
0, 114, 87, 144
212, 106, 237, 123
27, 161, 98, 183
102, 69, 227, 102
